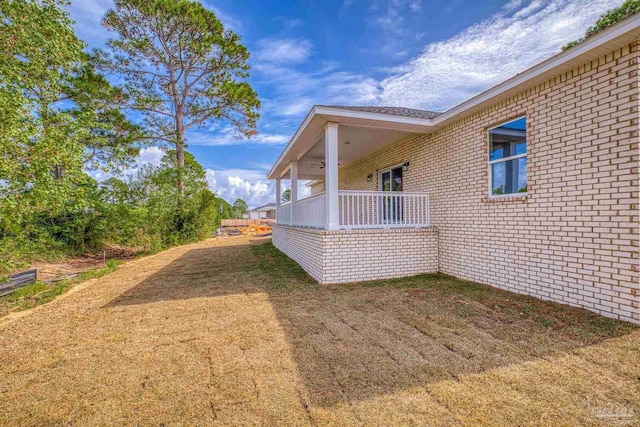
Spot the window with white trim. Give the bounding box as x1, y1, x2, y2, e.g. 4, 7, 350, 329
489, 117, 527, 196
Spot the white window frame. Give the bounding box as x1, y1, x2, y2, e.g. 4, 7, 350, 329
487, 116, 527, 199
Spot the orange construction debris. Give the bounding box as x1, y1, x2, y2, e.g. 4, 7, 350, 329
239, 224, 272, 236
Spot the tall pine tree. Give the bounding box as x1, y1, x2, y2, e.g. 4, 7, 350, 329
96, 0, 260, 200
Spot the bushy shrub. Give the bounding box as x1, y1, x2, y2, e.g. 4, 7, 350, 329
100, 150, 232, 251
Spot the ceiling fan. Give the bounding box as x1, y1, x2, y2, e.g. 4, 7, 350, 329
314, 160, 340, 169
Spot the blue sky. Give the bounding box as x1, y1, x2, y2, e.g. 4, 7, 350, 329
69, 0, 624, 207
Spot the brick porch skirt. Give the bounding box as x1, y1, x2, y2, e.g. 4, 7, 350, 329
272, 225, 439, 284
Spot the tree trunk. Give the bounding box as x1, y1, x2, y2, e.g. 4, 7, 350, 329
169, 64, 185, 201
175, 109, 185, 200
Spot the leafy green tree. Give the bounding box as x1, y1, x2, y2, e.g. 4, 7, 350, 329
66, 61, 145, 173
0, 1, 141, 215
100, 175, 149, 248
282, 189, 291, 202
0, 0, 142, 276
101, 177, 134, 205
563, 0, 640, 50
102, 150, 232, 249
232, 199, 248, 218
215, 197, 234, 221
96, 0, 260, 198
0, 0, 86, 217
0, 0, 90, 275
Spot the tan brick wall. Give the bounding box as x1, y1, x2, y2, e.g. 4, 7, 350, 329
272, 225, 439, 284
272, 225, 324, 282
336, 42, 640, 323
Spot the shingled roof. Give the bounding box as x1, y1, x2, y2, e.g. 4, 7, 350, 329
250, 203, 276, 212
320, 105, 441, 120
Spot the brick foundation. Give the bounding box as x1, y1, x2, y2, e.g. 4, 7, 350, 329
272, 225, 439, 284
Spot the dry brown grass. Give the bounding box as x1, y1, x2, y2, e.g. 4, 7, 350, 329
0, 236, 638, 426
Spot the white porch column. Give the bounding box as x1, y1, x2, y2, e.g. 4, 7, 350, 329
325, 123, 339, 230
290, 161, 298, 226
275, 178, 281, 225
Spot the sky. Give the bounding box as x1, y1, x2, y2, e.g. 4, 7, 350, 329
68, 0, 624, 208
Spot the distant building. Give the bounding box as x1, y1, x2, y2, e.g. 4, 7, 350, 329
248, 203, 276, 220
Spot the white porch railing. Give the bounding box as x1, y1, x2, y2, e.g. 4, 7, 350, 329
277, 190, 430, 230
339, 191, 430, 229
277, 201, 291, 225
292, 192, 326, 228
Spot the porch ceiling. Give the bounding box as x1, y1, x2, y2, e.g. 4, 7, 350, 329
269, 106, 436, 180
285, 125, 413, 180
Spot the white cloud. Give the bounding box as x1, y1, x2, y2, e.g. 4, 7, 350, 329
252, 36, 380, 125
370, 0, 419, 39
206, 168, 273, 208
88, 146, 164, 182
278, 97, 314, 117
136, 146, 164, 167
188, 126, 290, 147
409, 1, 422, 12
89, 170, 108, 182
376, 0, 625, 110
274, 17, 305, 28
254, 0, 621, 126
250, 65, 370, 141
504, 0, 526, 12
205, 168, 312, 208
67, 0, 113, 47
255, 38, 314, 64
255, 62, 380, 118
115, 146, 165, 177
205, 4, 244, 32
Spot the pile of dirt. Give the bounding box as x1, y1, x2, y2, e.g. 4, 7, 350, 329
240, 224, 272, 236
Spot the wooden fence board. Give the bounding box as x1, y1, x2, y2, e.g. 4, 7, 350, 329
221, 219, 275, 227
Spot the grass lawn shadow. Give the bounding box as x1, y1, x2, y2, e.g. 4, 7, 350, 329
104, 239, 638, 408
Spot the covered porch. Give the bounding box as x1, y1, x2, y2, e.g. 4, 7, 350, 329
267, 106, 440, 285
268, 106, 438, 231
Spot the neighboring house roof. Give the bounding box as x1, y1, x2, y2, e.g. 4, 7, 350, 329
268, 13, 640, 180
318, 106, 441, 120
250, 203, 276, 212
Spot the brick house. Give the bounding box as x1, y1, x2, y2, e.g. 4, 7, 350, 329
267, 15, 640, 323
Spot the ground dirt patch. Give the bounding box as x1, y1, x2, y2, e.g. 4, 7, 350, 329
0, 237, 638, 426
26, 244, 143, 282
